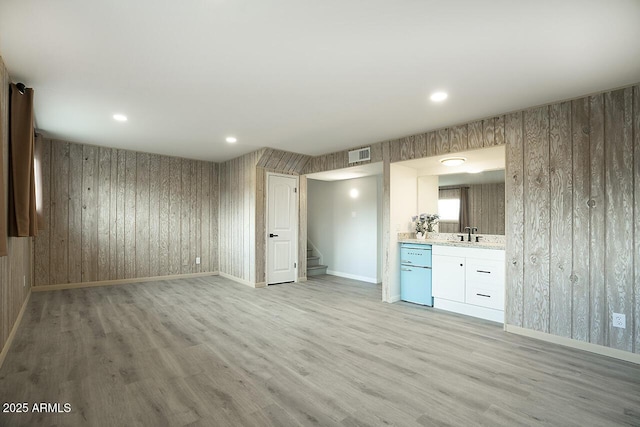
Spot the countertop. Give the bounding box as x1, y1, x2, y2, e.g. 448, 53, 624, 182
398, 238, 505, 250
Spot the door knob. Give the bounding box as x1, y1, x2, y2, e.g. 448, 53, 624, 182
269, 233, 279, 238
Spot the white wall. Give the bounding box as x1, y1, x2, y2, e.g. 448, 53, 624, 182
387, 164, 418, 302
308, 176, 381, 283
417, 175, 439, 232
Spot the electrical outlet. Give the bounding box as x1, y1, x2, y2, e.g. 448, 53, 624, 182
195, 257, 201, 265
612, 313, 626, 329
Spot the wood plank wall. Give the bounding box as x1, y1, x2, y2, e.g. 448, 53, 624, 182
34, 139, 219, 286
505, 86, 640, 353
219, 150, 264, 284
302, 116, 504, 175
0, 56, 33, 355
220, 148, 310, 286
302, 84, 639, 354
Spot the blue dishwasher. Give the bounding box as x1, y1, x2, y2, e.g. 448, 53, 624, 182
400, 243, 433, 306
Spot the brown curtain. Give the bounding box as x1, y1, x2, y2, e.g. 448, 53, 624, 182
458, 186, 469, 233
8, 83, 37, 237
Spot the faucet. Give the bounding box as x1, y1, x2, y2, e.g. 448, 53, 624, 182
464, 227, 479, 242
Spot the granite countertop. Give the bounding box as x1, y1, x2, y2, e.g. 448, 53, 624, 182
398, 238, 505, 250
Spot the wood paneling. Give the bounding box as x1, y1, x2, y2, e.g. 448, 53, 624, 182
34, 140, 219, 287
523, 106, 551, 333
604, 88, 634, 352
505, 112, 525, 327
220, 150, 264, 284
482, 118, 495, 147
549, 102, 572, 338
589, 94, 606, 346
0, 56, 32, 358
468, 121, 483, 149
449, 124, 468, 152
571, 97, 590, 342
302, 142, 383, 175
502, 85, 640, 353
634, 86, 640, 354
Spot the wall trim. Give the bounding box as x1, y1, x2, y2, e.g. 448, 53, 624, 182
505, 325, 640, 365
326, 269, 379, 284
0, 289, 31, 370
219, 271, 266, 288
32, 272, 219, 292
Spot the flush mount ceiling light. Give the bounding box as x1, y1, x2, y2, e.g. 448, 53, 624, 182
440, 157, 466, 167
113, 113, 127, 122
430, 91, 448, 102
226, 136, 237, 143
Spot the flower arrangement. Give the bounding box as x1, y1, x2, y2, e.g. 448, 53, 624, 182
411, 213, 439, 235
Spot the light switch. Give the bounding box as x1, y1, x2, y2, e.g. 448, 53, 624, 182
195, 257, 201, 265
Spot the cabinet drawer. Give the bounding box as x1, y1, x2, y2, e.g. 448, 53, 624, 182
465, 258, 504, 287
465, 286, 504, 310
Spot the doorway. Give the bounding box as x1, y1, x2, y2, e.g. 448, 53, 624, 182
266, 173, 298, 285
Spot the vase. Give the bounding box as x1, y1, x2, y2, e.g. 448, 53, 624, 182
416, 232, 426, 240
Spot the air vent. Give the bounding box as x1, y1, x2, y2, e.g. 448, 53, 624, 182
348, 147, 371, 164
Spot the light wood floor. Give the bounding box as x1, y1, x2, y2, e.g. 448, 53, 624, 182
1, 275, 639, 427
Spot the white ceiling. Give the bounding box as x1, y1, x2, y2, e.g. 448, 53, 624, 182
1, 1, 639, 162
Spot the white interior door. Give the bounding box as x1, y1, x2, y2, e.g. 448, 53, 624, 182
267, 174, 298, 285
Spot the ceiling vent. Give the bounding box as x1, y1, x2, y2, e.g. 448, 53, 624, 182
348, 147, 371, 164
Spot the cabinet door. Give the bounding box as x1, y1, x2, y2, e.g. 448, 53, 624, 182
432, 254, 465, 302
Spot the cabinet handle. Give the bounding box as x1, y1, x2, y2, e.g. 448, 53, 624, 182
402, 260, 412, 264
476, 270, 491, 274
476, 293, 491, 298
460, 264, 463, 267
402, 268, 412, 271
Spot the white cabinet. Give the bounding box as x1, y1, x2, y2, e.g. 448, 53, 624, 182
432, 245, 505, 322
432, 254, 465, 302
465, 258, 505, 311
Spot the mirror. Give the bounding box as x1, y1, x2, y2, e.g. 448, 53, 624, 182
437, 170, 505, 235
399, 146, 506, 236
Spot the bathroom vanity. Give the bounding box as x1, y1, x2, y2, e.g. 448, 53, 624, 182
398, 237, 505, 323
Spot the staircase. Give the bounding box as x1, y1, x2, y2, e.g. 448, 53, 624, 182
306, 248, 328, 277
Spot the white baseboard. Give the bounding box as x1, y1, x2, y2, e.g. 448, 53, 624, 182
32, 272, 219, 292
0, 289, 31, 370
326, 270, 378, 284
505, 325, 640, 365
388, 294, 401, 303
219, 272, 266, 288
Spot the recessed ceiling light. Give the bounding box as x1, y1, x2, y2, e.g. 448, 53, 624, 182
430, 91, 448, 102
113, 113, 127, 122
226, 136, 237, 143
440, 157, 466, 167
349, 189, 359, 198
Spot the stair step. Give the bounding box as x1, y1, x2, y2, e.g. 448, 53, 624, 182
307, 256, 320, 267
307, 264, 328, 276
